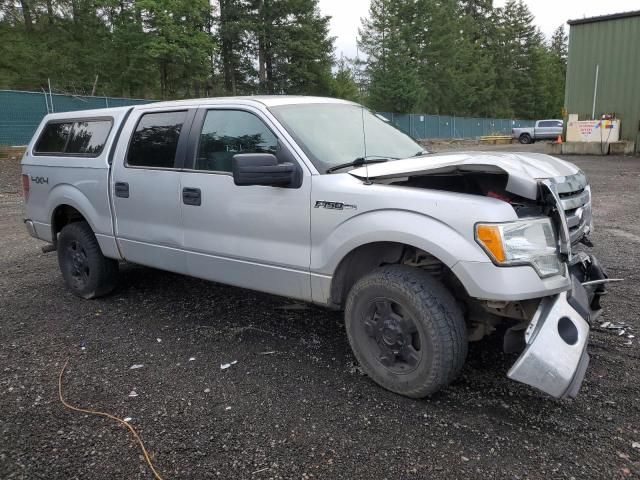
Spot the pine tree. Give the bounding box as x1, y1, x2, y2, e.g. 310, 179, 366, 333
251, 0, 334, 95
359, 0, 424, 112
330, 56, 360, 102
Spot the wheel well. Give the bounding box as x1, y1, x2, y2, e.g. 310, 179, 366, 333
329, 242, 449, 308
51, 205, 86, 244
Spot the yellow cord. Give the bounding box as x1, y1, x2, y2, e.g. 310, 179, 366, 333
58, 357, 165, 480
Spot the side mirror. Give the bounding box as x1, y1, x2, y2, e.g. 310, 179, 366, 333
232, 153, 297, 188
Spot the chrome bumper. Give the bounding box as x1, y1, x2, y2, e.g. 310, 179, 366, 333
507, 291, 590, 398
507, 255, 606, 398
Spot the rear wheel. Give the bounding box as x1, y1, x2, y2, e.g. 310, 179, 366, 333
345, 265, 467, 398
519, 133, 532, 144
57, 221, 118, 299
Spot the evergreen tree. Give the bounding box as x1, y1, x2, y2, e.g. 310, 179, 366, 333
330, 56, 360, 102
252, 0, 334, 95
546, 24, 568, 117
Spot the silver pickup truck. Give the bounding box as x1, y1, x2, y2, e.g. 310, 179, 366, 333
21, 96, 608, 399
513, 119, 564, 144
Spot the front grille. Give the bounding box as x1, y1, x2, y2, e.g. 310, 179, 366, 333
559, 186, 592, 245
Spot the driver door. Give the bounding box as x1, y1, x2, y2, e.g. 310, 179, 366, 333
179, 106, 313, 300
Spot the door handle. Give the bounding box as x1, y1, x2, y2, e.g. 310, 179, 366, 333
114, 182, 129, 198
182, 187, 201, 206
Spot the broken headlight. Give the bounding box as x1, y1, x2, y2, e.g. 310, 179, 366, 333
475, 218, 562, 278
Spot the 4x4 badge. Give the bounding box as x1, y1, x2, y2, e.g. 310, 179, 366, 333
30, 176, 48, 185
314, 200, 357, 210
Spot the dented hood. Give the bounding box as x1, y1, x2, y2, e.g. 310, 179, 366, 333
348, 151, 581, 200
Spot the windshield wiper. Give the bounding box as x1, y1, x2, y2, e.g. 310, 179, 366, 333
326, 156, 393, 174
413, 150, 432, 157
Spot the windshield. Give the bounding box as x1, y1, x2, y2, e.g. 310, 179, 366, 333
269, 103, 423, 173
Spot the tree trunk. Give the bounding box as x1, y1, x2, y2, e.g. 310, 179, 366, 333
19, 0, 33, 32
219, 0, 236, 95
257, 0, 267, 93
46, 0, 54, 24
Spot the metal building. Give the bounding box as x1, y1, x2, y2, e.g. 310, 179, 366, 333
565, 10, 640, 152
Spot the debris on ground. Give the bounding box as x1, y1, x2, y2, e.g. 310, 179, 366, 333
258, 351, 276, 355
601, 322, 626, 330
129, 364, 144, 370
220, 360, 238, 370
128, 390, 138, 398
632, 442, 640, 449
123, 417, 132, 422
188, 357, 196, 361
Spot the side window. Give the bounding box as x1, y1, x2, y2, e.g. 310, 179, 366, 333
538, 121, 549, 128
66, 120, 112, 155
34, 120, 112, 156
127, 111, 187, 168
554, 121, 563, 128
35, 122, 73, 153
195, 110, 278, 172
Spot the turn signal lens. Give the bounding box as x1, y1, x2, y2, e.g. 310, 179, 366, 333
21, 174, 30, 202
476, 224, 505, 262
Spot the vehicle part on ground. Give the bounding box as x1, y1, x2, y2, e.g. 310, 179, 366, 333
345, 265, 468, 398
57, 221, 118, 299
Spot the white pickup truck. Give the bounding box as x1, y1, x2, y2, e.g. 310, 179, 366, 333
21, 96, 609, 399
512, 119, 564, 144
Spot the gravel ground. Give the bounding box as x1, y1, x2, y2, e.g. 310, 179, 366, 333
1, 152, 639, 479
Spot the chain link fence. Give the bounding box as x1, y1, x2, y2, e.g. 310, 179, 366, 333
378, 112, 535, 140
0, 89, 153, 145
1, 89, 536, 146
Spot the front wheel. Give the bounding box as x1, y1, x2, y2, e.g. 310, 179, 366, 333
345, 265, 467, 398
57, 221, 118, 299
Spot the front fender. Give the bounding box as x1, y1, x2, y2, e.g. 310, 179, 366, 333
311, 209, 489, 275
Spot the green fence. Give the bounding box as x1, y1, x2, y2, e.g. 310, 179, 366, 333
378, 112, 535, 139
0, 89, 154, 145
1, 89, 536, 145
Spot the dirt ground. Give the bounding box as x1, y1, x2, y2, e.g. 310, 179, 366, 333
1, 151, 639, 479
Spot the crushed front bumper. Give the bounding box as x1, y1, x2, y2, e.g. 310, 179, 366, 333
507, 255, 607, 398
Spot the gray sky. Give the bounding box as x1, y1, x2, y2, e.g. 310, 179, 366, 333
320, 0, 640, 58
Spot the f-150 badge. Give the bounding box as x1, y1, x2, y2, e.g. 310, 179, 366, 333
314, 200, 357, 210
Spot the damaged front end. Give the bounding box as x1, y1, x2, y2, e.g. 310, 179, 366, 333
507, 255, 608, 398
507, 175, 609, 398
349, 154, 614, 398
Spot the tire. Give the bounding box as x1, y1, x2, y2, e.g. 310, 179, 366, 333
519, 133, 532, 144
57, 221, 118, 299
345, 265, 467, 398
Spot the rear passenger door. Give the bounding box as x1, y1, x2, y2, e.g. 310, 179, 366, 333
110, 107, 195, 274
179, 106, 312, 300
536, 121, 554, 139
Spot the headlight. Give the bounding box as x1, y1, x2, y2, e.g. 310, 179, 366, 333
475, 218, 562, 277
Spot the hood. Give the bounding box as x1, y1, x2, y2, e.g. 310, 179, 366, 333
348, 151, 582, 200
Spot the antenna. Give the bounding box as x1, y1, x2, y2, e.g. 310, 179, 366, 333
361, 105, 372, 185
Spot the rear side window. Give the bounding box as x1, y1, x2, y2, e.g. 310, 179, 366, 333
66, 121, 112, 154
127, 111, 187, 168
34, 120, 112, 156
